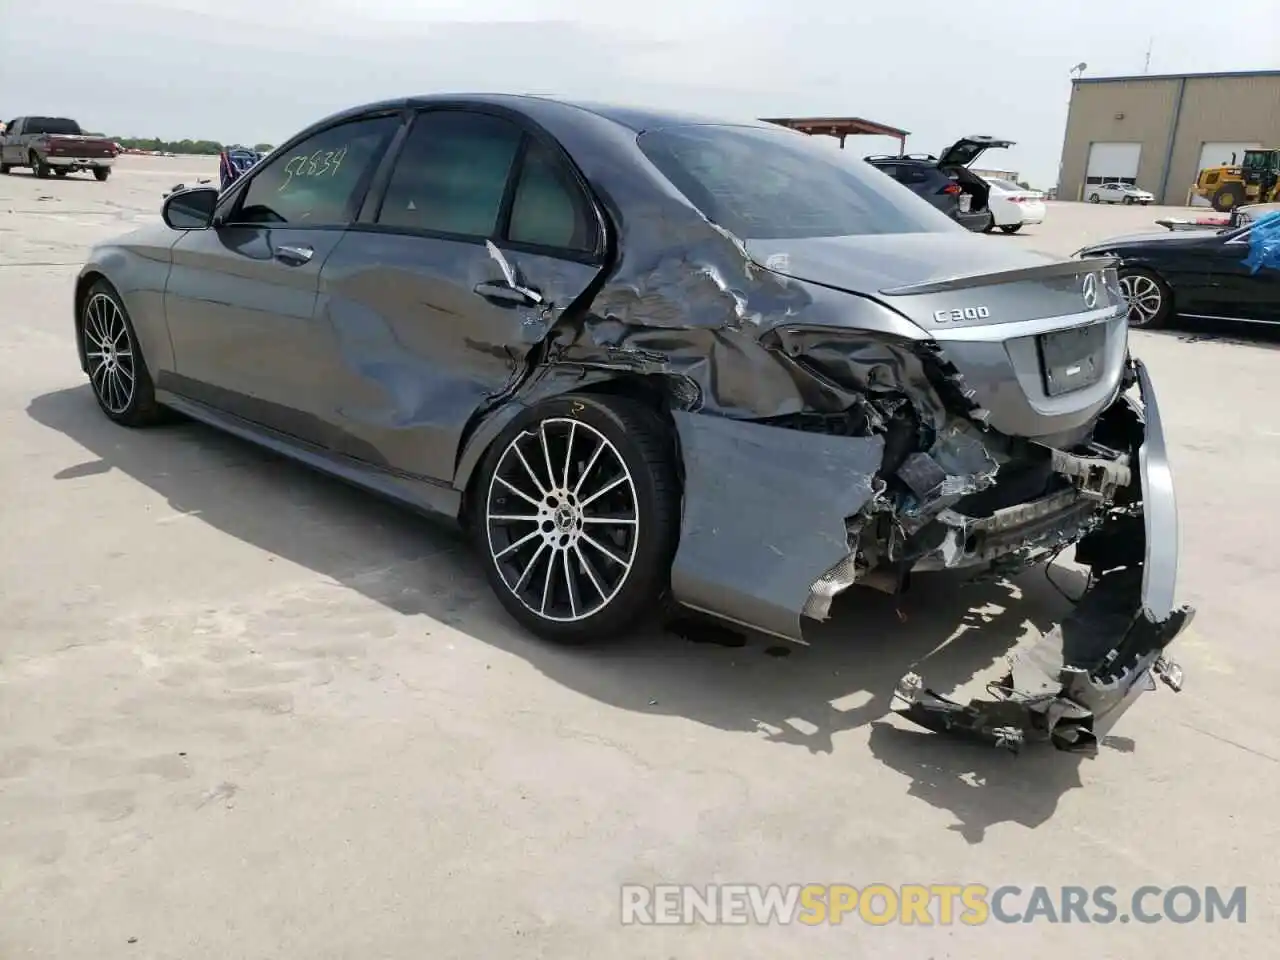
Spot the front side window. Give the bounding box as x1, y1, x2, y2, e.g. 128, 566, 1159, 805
639, 124, 957, 240
377, 111, 523, 237
233, 115, 399, 227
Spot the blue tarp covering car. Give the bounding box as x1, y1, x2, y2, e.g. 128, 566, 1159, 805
1243, 210, 1280, 274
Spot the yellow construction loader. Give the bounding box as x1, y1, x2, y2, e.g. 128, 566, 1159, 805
1194, 148, 1280, 211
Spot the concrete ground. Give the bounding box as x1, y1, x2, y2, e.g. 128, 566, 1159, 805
2, 155, 1277, 958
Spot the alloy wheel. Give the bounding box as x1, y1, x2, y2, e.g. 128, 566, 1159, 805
83, 293, 136, 414
1119, 274, 1162, 327
485, 418, 639, 623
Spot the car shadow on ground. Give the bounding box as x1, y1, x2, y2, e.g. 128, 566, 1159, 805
1152, 315, 1280, 350
28, 385, 1124, 841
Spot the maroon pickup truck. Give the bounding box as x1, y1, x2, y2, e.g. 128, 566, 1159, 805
0, 116, 118, 181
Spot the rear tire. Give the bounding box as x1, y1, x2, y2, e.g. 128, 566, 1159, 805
1122, 195, 1134, 205
0, 163, 10, 175
54, 169, 68, 178
1119, 267, 1172, 330
1000, 224, 1022, 234
1089, 193, 1100, 203
472, 393, 679, 645
80, 281, 164, 427
94, 167, 110, 182
30, 152, 50, 179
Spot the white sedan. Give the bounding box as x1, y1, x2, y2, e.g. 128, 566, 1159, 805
984, 178, 1046, 234
1088, 182, 1155, 205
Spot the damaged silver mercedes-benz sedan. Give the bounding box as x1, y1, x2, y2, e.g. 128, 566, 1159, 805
74, 95, 1191, 753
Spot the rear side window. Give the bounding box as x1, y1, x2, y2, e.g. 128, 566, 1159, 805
234, 115, 399, 227
507, 139, 597, 252
378, 111, 523, 237
639, 124, 955, 239
377, 110, 597, 253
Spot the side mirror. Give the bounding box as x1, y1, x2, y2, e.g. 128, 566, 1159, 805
162, 185, 220, 230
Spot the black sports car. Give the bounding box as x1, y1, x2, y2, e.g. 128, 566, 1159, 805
1077, 213, 1280, 328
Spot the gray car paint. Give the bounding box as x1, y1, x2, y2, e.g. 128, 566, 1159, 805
669, 413, 885, 641
75, 94, 1191, 752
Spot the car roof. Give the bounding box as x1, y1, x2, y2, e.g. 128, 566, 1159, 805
311, 93, 774, 136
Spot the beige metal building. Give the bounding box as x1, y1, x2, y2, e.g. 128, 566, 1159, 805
1057, 69, 1280, 205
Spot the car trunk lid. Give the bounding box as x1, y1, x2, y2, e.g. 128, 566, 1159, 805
938, 135, 1015, 169
747, 233, 1119, 328
749, 233, 1128, 441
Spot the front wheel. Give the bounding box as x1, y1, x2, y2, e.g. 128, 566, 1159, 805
1000, 224, 1022, 234
1212, 183, 1244, 212
1123, 196, 1134, 205
473, 394, 679, 644
1089, 193, 1100, 203
1119, 268, 1172, 330
94, 167, 110, 182
0, 163, 11, 175
80, 281, 165, 426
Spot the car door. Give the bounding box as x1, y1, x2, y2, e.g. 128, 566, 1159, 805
162, 111, 402, 437
2, 119, 23, 164
1202, 225, 1280, 323
309, 106, 607, 482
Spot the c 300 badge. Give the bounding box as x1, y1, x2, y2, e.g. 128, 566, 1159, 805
933, 305, 991, 323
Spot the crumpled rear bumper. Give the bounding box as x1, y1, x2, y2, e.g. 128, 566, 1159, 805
891, 359, 1193, 753
667, 357, 1189, 754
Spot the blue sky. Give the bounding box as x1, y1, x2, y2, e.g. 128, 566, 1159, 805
2, 0, 1277, 186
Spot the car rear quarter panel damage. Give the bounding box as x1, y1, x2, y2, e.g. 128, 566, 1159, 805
470, 101, 1195, 753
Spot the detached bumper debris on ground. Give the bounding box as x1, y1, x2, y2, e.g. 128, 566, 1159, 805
890, 360, 1194, 753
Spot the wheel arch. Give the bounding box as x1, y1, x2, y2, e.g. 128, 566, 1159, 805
73, 271, 110, 373
1118, 261, 1177, 323
1118, 259, 1177, 298
454, 371, 686, 530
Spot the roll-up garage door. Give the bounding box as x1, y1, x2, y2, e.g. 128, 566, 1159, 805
1084, 142, 1142, 197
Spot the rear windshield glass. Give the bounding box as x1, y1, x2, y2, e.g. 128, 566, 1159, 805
637, 124, 958, 240
27, 117, 82, 135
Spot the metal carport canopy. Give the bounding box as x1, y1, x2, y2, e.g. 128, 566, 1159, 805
760, 116, 911, 153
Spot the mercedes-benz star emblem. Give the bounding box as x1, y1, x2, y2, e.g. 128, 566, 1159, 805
1081, 272, 1098, 309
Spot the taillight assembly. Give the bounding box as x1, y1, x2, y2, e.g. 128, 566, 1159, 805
941, 183, 962, 195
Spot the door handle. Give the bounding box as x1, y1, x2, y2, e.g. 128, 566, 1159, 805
275, 244, 314, 265
474, 280, 542, 306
